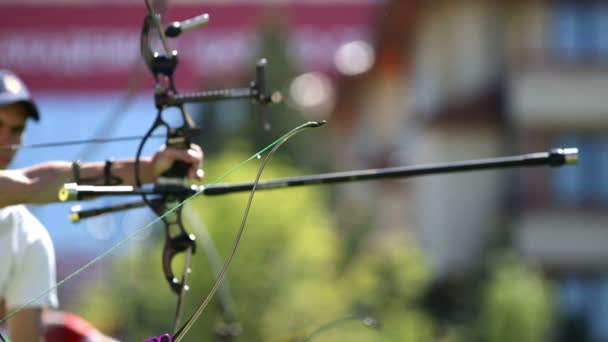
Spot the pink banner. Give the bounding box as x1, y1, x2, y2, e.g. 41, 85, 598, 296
0, 4, 379, 91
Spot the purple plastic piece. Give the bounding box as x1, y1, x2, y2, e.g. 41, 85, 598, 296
143, 333, 172, 342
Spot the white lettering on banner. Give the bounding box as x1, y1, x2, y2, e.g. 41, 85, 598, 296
1, 30, 140, 76
0, 26, 371, 83
189, 31, 258, 75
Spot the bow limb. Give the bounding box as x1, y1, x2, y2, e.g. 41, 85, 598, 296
172, 121, 325, 342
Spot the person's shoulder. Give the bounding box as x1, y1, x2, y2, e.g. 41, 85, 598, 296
0, 206, 19, 249
0, 204, 35, 221
1, 205, 48, 242
0, 204, 25, 227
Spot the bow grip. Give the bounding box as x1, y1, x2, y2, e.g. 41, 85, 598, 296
162, 232, 196, 294
161, 128, 192, 180
161, 160, 190, 180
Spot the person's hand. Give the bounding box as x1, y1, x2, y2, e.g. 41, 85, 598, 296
150, 143, 204, 180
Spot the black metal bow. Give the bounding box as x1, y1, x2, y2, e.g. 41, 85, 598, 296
133, 0, 280, 336
138, 7, 199, 331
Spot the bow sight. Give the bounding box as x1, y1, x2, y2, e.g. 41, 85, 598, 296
140, 2, 280, 129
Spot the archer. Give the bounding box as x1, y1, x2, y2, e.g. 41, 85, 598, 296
0, 69, 204, 342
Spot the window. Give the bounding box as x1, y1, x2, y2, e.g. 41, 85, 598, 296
552, 133, 608, 208
551, 1, 608, 63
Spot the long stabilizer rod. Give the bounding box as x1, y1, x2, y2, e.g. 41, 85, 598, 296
62, 148, 578, 221
203, 147, 578, 195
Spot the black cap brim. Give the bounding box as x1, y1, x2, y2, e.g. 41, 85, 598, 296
17, 100, 40, 121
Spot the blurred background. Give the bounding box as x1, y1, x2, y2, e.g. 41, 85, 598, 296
2, 0, 608, 341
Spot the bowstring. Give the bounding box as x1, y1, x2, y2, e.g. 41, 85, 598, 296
0, 134, 165, 150
0, 121, 322, 333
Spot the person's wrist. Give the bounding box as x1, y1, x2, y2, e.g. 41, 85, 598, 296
136, 157, 155, 184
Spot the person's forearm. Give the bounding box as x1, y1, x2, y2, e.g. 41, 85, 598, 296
0, 162, 72, 205
7, 308, 43, 342
73, 157, 155, 186
5, 159, 156, 205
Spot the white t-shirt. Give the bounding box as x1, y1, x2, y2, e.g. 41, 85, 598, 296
0, 205, 58, 311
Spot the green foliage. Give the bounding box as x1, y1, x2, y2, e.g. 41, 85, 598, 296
478, 253, 554, 342
73, 146, 433, 342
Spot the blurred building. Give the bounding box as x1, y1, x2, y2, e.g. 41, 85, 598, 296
331, 1, 608, 340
